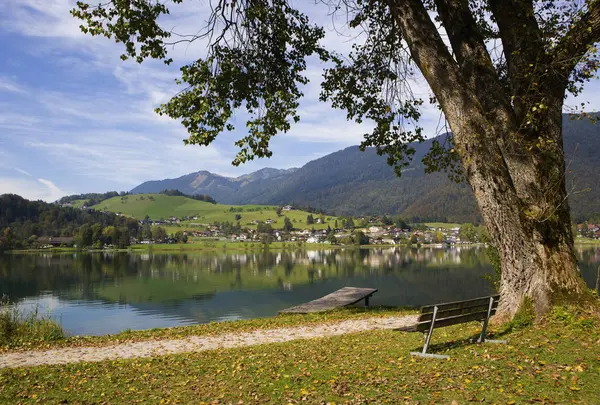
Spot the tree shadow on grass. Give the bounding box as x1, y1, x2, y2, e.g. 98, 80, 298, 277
404, 327, 510, 355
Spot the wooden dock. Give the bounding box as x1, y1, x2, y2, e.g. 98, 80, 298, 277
279, 287, 378, 314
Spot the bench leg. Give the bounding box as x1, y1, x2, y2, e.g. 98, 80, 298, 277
410, 305, 449, 359
477, 297, 507, 345
364, 296, 370, 307
477, 297, 494, 343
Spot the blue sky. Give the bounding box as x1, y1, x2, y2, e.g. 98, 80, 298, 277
0, 1, 598, 202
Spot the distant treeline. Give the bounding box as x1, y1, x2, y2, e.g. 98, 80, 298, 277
158, 189, 217, 204
0, 194, 140, 251
58, 191, 125, 207
287, 203, 327, 215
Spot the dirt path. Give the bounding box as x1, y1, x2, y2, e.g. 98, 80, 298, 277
0, 315, 417, 369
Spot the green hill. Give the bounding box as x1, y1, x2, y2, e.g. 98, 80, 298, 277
92, 194, 341, 230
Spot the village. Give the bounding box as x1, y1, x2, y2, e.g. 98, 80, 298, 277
134, 212, 600, 247
134, 213, 484, 246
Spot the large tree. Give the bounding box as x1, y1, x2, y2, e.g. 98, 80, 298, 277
72, 0, 600, 319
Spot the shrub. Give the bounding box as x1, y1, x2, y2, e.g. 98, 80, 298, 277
0, 301, 64, 348
483, 244, 501, 292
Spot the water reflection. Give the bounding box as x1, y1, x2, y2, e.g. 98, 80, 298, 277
0, 246, 597, 335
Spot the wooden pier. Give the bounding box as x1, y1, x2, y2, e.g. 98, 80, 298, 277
279, 287, 378, 314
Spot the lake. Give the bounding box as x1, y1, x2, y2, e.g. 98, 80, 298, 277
1, 246, 599, 336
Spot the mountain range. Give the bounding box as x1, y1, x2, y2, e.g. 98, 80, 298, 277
131, 115, 600, 223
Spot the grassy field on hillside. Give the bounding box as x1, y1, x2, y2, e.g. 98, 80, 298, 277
93, 194, 342, 230
425, 222, 463, 229
1, 305, 598, 404
69, 199, 88, 208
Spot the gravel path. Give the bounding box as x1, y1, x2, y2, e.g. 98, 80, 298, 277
0, 315, 417, 369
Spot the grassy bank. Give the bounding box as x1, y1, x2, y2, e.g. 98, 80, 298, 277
0, 305, 598, 404
129, 241, 341, 252
8, 242, 336, 254
0, 305, 64, 349
10, 241, 491, 254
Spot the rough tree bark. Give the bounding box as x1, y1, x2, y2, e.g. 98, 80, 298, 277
387, 0, 594, 319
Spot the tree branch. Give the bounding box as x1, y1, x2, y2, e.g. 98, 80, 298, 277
488, 0, 544, 117
550, 0, 600, 85
384, 0, 463, 108
386, 0, 520, 210
434, 0, 513, 122
434, 0, 488, 67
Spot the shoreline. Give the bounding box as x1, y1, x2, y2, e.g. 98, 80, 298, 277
5, 241, 498, 254
0, 307, 413, 353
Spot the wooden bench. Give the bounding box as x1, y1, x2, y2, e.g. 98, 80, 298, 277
279, 287, 377, 314
398, 294, 505, 359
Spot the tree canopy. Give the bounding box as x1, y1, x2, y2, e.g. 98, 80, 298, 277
72, 0, 600, 174
72, 0, 600, 318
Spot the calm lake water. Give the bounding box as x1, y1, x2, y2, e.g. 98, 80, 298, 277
1, 246, 598, 336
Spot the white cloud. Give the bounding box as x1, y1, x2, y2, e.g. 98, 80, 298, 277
1, 0, 95, 41
25, 129, 230, 186
0, 108, 42, 132
37, 178, 65, 201
26, 142, 103, 157
285, 112, 371, 144
0, 76, 26, 94
0, 177, 67, 202
14, 168, 32, 177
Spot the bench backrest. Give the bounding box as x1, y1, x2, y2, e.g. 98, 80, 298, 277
414, 295, 500, 332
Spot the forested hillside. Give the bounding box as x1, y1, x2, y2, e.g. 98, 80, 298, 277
130, 115, 600, 222
0, 194, 139, 250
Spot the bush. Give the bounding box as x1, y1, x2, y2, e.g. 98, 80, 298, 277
0, 301, 64, 348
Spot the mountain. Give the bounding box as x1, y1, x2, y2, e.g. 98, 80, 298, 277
131, 168, 298, 204
130, 115, 600, 223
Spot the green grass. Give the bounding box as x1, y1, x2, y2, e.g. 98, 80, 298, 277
424, 222, 462, 230
128, 240, 337, 252
1, 305, 599, 404
93, 194, 341, 230
69, 199, 89, 208
575, 237, 600, 245
10, 241, 338, 254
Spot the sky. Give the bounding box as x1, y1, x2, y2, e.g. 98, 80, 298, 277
0, 0, 598, 202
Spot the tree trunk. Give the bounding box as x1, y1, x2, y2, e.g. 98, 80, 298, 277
386, 0, 589, 320
459, 115, 587, 320
484, 190, 585, 320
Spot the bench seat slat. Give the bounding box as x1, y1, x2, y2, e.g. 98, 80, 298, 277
415, 309, 496, 332
420, 295, 499, 313
417, 301, 498, 323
